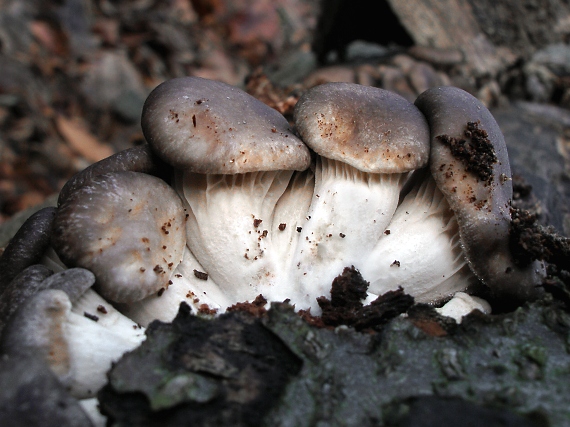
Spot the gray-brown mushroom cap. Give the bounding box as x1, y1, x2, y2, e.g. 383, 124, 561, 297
415, 86, 545, 302
141, 76, 311, 174
293, 82, 430, 173
57, 144, 170, 207
0, 266, 94, 334
51, 171, 186, 303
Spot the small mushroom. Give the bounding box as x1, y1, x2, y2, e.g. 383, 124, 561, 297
415, 86, 545, 303
0, 287, 145, 399
51, 171, 186, 303
435, 291, 491, 322
142, 77, 312, 304
0, 266, 94, 334
291, 82, 430, 309
0, 262, 144, 424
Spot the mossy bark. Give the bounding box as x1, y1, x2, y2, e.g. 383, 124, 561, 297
99, 298, 570, 426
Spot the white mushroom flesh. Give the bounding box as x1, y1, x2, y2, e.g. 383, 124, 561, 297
65, 308, 145, 398
288, 157, 411, 310
360, 172, 479, 302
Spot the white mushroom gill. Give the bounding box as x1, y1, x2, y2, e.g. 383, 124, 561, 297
360, 170, 479, 302
173, 168, 317, 309
64, 301, 145, 398
174, 169, 297, 304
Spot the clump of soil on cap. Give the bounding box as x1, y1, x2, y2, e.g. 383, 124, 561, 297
437, 121, 498, 183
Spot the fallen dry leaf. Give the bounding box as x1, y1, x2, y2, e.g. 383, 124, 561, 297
29, 20, 69, 56
55, 115, 114, 162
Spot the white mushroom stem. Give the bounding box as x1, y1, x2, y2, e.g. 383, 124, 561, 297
175, 169, 295, 303
288, 157, 410, 310
360, 172, 478, 302
117, 246, 231, 327
62, 289, 145, 399
65, 307, 145, 398
435, 292, 491, 323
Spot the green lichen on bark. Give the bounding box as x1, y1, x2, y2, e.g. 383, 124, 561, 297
99, 299, 570, 426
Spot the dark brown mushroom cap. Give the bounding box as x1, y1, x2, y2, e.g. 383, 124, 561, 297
52, 171, 186, 303
293, 82, 430, 173
57, 144, 170, 206
142, 77, 311, 174
415, 86, 544, 301
0, 207, 56, 294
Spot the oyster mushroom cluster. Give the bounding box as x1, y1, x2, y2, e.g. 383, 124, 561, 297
5, 78, 548, 324
0, 79, 547, 422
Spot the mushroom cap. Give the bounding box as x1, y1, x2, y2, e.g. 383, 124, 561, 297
141, 76, 311, 174
58, 144, 170, 206
0, 289, 73, 382
0, 266, 94, 334
0, 265, 52, 333
51, 171, 186, 303
415, 86, 512, 214
415, 86, 544, 301
293, 82, 430, 173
